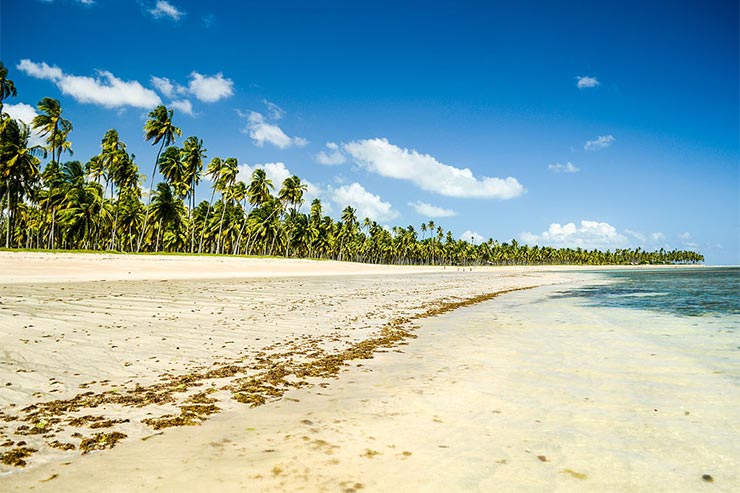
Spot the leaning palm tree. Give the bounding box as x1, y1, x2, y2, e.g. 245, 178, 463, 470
138, 105, 181, 252
32, 98, 73, 167
0, 62, 18, 113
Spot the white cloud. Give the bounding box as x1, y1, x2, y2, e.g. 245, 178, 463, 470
3, 103, 45, 148
650, 232, 666, 242
243, 111, 307, 149
149, 0, 184, 21
18, 60, 161, 109
57, 71, 161, 108
460, 230, 484, 245
408, 201, 457, 218
584, 135, 615, 151
520, 220, 630, 250
315, 142, 346, 166
170, 99, 193, 116
150, 76, 185, 98
17, 59, 63, 81
263, 100, 285, 120
343, 138, 524, 199
576, 76, 600, 89
548, 162, 579, 173
624, 229, 646, 242
679, 232, 698, 249
188, 72, 233, 103
329, 182, 399, 222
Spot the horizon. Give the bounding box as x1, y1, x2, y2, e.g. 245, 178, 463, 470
2, 0, 738, 264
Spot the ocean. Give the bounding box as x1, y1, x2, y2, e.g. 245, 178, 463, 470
555, 267, 740, 317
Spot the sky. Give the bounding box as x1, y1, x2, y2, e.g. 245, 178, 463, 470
2, 0, 738, 264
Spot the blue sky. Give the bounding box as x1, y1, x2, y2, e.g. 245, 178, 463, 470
3, 0, 738, 264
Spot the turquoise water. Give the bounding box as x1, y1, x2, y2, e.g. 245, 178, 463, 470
555, 267, 740, 317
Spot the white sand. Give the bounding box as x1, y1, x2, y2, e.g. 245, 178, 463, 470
1, 253, 735, 491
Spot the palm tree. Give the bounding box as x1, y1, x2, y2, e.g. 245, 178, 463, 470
0, 118, 43, 247
278, 175, 307, 257
0, 62, 18, 113
198, 156, 223, 253
214, 157, 238, 253
138, 105, 181, 251
32, 98, 73, 167
109, 151, 140, 250
180, 136, 206, 252
150, 182, 184, 252
246, 168, 274, 208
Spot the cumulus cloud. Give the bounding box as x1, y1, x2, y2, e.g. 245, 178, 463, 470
150, 76, 184, 98
18, 59, 161, 109
343, 138, 524, 199
315, 142, 346, 166
17, 60, 63, 81
188, 72, 233, 102
149, 0, 184, 20
548, 162, 579, 173
243, 111, 307, 149
576, 76, 599, 89
408, 201, 456, 218
3, 103, 45, 148
170, 99, 193, 116
520, 220, 630, 250
329, 182, 399, 222
460, 230, 484, 245
584, 135, 615, 151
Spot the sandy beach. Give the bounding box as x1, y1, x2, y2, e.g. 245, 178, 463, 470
1, 252, 737, 491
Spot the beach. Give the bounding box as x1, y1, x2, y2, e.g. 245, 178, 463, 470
1, 252, 738, 491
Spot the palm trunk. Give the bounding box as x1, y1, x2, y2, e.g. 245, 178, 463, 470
216, 197, 228, 254
4, 179, 10, 248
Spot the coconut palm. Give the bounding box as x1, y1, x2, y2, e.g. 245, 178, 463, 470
138, 105, 181, 251
0, 119, 43, 247
198, 156, 223, 253
32, 98, 73, 166
214, 157, 238, 253
0, 62, 17, 113
150, 182, 185, 252
180, 136, 206, 252
247, 168, 274, 208
278, 175, 307, 257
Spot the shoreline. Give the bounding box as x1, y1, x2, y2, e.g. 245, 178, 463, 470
0, 250, 703, 285
1, 253, 732, 491
0, 253, 580, 481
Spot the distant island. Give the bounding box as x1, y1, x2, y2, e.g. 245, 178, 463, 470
0, 64, 703, 266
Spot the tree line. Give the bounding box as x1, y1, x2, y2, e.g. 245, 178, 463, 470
0, 63, 704, 266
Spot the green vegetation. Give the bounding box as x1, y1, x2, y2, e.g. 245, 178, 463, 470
0, 63, 703, 266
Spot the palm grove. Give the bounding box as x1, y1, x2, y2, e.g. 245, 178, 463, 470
0, 64, 703, 266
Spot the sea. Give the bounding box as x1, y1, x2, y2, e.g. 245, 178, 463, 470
556, 267, 740, 317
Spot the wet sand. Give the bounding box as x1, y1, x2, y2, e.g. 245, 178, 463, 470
2, 253, 734, 491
